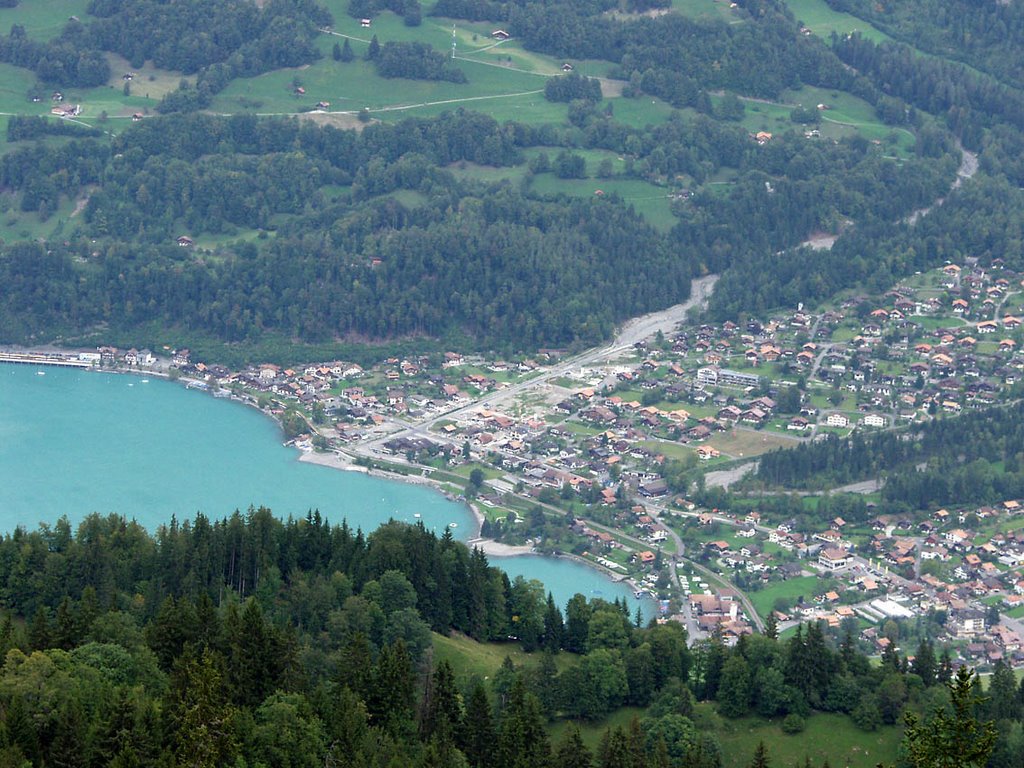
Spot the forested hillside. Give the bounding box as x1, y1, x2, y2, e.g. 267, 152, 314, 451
0, 102, 954, 355
824, 0, 1024, 90
0, 0, 973, 360
755, 400, 1024, 507
0, 510, 1016, 768
0, 0, 1019, 363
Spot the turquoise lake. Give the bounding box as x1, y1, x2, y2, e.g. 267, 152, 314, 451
0, 363, 653, 615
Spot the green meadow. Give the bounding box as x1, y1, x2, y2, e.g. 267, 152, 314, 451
0, 0, 95, 41
783, 0, 891, 43
714, 710, 901, 768
549, 702, 900, 768
670, 0, 738, 22
530, 174, 677, 231
0, 189, 84, 244
747, 575, 823, 617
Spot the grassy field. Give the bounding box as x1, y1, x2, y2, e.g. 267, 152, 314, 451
782, 0, 891, 43
0, 187, 85, 243
747, 575, 822, 616
715, 710, 901, 768
529, 174, 677, 232
431, 632, 539, 687
641, 439, 698, 462
0, 0, 95, 41
670, 0, 737, 22
724, 84, 914, 157
706, 428, 799, 459
446, 161, 530, 185
550, 704, 900, 768
780, 85, 916, 152
548, 707, 648, 751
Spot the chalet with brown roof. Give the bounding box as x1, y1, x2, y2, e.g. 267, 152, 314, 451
818, 547, 851, 570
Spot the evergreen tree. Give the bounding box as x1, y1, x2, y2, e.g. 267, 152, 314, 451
937, 648, 953, 684
564, 595, 591, 654
341, 38, 354, 62
332, 42, 342, 61
555, 728, 593, 768
532, 652, 560, 719
368, 639, 415, 732
337, 631, 374, 701
28, 607, 49, 650
229, 598, 281, 707
170, 649, 238, 768
542, 593, 564, 653
597, 726, 629, 768
701, 630, 727, 700
461, 683, 495, 768
902, 667, 997, 768
987, 659, 1020, 722
54, 597, 77, 650
911, 639, 936, 687
717, 655, 752, 718
748, 741, 769, 768
366, 35, 380, 60
496, 679, 550, 768
764, 612, 778, 641
421, 660, 463, 744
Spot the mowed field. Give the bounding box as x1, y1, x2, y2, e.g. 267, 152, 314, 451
0, 0, 95, 41
782, 0, 891, 43
706, 428, 800, 459
714, 710, 901, 768
746, 574, 822, 617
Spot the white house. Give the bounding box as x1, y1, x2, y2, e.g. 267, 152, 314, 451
861, 413, 886, 428
825, 412, 849, 428
818, 547, 851, 570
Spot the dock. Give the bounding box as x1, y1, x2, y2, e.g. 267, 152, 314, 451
0, 352, 93, 369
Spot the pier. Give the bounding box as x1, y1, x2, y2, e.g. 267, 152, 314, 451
0, 352, 93, 369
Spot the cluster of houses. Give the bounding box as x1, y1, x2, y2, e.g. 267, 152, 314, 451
558, 260, 1024, 441
689, 589, 754, 641
672, 491, 1024, 666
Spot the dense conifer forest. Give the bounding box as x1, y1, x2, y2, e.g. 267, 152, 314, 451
0, 104, 954, 355
0, 510, 1016, 768
755, 400, 1024, 505
0, 0, 996, 359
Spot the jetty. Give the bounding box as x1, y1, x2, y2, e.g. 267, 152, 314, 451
0, 352, 93, 369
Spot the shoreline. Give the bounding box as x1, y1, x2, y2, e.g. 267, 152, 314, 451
296, 449, 535, 556
1, 348, 641, 584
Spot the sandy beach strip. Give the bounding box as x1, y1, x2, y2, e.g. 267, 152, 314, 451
296, 450, 533, 556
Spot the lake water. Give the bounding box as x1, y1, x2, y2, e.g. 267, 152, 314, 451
0, 364, 653, 615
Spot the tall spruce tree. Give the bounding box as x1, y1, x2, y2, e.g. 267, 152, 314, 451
902, 667, 997, 768
749, 741, 770, 768
555, 728, 593, 768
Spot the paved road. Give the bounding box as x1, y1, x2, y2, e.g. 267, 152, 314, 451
645, 502, 767, 633
355, 275, 719, 452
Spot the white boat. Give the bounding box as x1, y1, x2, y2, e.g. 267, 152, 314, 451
448, 522, 458, 528
413, 513, 422, 519
36, 371, 45, 376
140, 379, 150, 383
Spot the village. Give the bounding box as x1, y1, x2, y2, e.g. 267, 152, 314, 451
18, 258, 1024, 663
